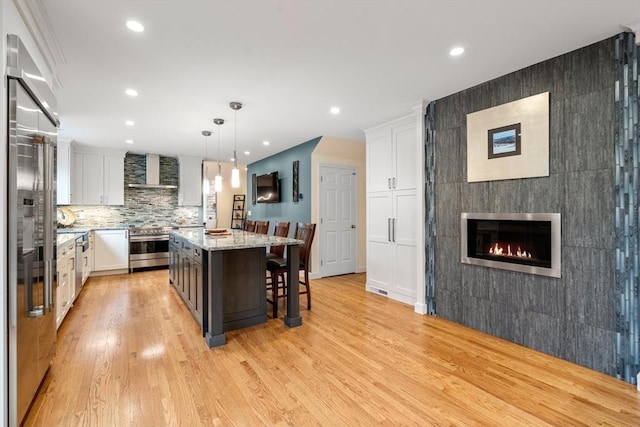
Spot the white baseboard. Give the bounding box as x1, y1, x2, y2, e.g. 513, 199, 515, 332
414, 303, 428, 315
90, 268, 129, 277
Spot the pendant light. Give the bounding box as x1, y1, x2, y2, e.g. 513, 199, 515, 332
229, 101, 242, 188
213, 118, 224, 193
201, 130, 212, 194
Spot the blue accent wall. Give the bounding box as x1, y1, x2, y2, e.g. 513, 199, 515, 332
246, 137, 321, 235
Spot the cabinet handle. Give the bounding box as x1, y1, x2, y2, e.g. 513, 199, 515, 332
392, 218, 396, 242
387, 178, 391, 189
392, 177, 396, 188
388, 218, 391, 242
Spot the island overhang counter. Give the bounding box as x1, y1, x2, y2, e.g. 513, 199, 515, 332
169, 228, 303, 347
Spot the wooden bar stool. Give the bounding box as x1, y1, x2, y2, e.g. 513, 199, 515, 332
266, 222, 315, 318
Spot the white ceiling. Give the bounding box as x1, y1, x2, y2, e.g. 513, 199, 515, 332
41, 0, 639, 163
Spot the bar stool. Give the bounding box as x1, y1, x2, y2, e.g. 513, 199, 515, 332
266, 222, 315, 318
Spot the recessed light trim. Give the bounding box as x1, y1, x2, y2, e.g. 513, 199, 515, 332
244, 151, 250, 155
125, 88, 138, 97
330, 107, 340, 114
450, 46, 465, 56
126, 139, 134, 144
126, 20, 145, 32
125, 120, 135, 126
263, 141, 270, 146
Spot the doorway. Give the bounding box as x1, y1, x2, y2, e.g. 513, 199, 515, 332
319, 165, 357, 277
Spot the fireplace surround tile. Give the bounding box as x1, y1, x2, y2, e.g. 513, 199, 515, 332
564, 89, 614, 173
564, 170, 614, 249
564, 247, 615, 329
435, 183, 461, 238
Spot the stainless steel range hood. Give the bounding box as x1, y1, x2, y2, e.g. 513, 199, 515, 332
127, 154, 178, 189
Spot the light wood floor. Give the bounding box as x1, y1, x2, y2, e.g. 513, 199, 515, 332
25, 270, 640, 426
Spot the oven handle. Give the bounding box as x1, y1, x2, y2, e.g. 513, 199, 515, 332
130, 235, 170, 242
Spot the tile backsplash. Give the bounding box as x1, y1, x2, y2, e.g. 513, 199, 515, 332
59, 153, 214, 228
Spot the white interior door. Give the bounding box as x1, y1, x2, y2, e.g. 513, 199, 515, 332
320, 165, 357, 277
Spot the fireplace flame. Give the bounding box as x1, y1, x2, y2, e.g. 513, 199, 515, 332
488, 242, 532, 258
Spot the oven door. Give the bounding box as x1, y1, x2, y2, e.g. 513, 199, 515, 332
129, 236, 170, 269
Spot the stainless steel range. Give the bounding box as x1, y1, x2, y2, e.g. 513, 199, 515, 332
129, 226, 176, 272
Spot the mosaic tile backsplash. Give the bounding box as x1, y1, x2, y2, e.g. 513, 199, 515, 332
59, 153, 210, 228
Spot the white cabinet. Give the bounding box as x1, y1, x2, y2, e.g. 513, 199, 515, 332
94, 229, 129, 272
57, 140, 75, 205
178, 156, 203, 206
82, 234, 92, 285
365, 114, 420, 306
73, 147, 125, 205
56, 240, 76, 329
366, 116, 418, 193
87, 231, 95, 273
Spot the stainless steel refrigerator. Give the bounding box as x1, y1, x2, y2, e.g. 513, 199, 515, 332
7, 34, 59, 426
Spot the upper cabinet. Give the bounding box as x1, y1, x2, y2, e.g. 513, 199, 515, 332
366, 116, 418, 193
72, 146, 126, 205
57, 140, 75, 205
178, 156, 203, 206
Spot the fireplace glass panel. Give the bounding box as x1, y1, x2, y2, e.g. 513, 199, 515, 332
466, 219, 552, 269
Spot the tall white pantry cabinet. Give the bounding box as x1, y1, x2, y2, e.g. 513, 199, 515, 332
365, 111, 426, 312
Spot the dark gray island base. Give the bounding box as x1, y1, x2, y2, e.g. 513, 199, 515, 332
169, 229, 302, 347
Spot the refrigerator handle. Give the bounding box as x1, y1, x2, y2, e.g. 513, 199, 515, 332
44, 260, 53, 311
43, 136, 56, 313
23, 250, 44, 318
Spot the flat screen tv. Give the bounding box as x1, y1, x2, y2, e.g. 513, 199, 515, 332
256, 172, 280, 203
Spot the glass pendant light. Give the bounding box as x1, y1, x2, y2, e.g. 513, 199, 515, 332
229, 101, 242, 188
213, 118, 224, 192
201, 130, 212, 194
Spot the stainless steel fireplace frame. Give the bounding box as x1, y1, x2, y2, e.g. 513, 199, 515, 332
461, 212, 561, 278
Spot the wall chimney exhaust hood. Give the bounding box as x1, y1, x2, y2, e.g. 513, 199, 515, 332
127, 154, 178, 189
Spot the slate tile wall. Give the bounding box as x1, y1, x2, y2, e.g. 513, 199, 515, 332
433, 37, 617, 375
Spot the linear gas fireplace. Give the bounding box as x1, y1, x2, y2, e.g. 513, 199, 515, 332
461, 213, 561, 278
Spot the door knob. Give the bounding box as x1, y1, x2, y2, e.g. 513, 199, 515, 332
351, 224, 356, 229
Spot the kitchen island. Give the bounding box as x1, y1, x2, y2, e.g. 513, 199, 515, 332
169, 228, 303, 347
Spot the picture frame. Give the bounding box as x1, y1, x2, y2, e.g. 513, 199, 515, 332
466, 92, 549, 182
487, 123, 521, 159
292, 160, 299, 202
251, 173, 256, 205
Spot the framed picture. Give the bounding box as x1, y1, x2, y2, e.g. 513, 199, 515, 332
488, 123, 521, 159
466, 92, 549, 182
292, 160, 299, 202
251, 174, 256, 205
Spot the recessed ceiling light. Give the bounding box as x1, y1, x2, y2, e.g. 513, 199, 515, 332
125, 88, 138, 97
126, 139, 134, 144
263, 141, 270, 146
330, 107, 340, 114
244, 151, 250, 155
126, 20, 145, 32
125, 120, 135, 126
450, 46, 465, 56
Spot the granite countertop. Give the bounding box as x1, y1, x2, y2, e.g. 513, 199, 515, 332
171, 228, 302, 251
57, 225, 131, 233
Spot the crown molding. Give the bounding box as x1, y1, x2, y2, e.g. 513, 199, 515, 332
13, 0, 66, 89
